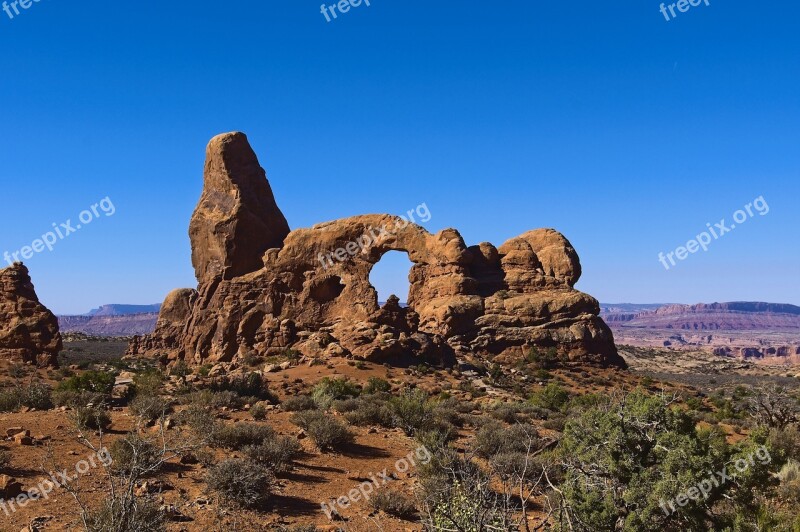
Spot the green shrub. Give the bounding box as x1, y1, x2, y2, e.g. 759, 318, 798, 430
210, 372, 277, 403
85, 496, 165, 532
244, 435, 301, 473
207, 458, 273, 509
129, 394, 171, 423
211, 422, 275, 450
109, 433, 162, 476
52, 388, 105, 408
370, 489, 417, 518
474, 422, 539, 458
311, 377, 360, 409
525, 346, 559, 369
58, 371, 115, 395
250, 402, 269, 420
0, 450, 10, 471
282, 395, 318, 412
291, 410, 353, 452
344, 398, 395, 427
363, 377, 391, 395
389, 389, 434, 435
529, 383, 570, 412
132, 370, 164, 396
72, 406, 112, 431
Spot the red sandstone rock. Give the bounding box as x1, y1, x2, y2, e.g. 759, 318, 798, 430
129, 132, 624, 369
0, 264, 61, 368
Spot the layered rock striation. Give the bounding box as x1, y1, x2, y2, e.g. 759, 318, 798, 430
0, 263, 62, 367
129, 132, 624, 368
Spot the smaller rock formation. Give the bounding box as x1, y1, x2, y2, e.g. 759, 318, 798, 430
0, 263, 62, 367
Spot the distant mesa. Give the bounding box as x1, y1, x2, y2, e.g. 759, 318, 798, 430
603, 302, 800, 362
0, 263, 62, 367
129, 132, 625, 369
58, 303, 161, 337
86, 304, 162, 317
601, 301, 800, 330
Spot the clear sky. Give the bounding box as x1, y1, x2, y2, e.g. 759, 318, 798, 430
1, 0, 797, 314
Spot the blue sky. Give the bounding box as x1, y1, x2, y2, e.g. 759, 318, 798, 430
1, 0, 797, 314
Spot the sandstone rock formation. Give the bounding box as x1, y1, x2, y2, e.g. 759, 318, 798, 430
129, 132, 624, 368
0, 263, 62, 367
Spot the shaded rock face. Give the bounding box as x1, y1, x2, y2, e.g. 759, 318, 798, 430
0, 264, 62, 367
130, 132, 624, 368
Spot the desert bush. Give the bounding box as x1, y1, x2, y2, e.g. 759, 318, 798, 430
311, 377, 360, 409
419, 450, 511, 530
282, 395, 318, 412
0, 388, 20, 412
344, 398, 395, 427
370, 489, 417, 518
389, 389, 435, 435
250, 402, 269, 420
0, 450, 10, 471
210, 372, 277, 403
84, 495, 165, 532
525, 346, 559, 369
207, 458, 273, 509
529, 382, 570, 412
211, 422, 275, 450
474, 422, 539, 459
175, 404, 217, 436
0, 382, 53, 412
489, 403, 522, 424
109, 433, 162, 477
777, 460, 800, 502
332, 397, 362, 413
19, 381, 53, 410
72, 406, 112, 431
768, 426, 800, 463
244, 435, 301, 473
129, 395, 171, 423
363, 377, 391, 395
131, 370, 164, 397
52, 388, 106, 409
555, 391, 781, 532
291, 410, 353, 451
57, 371, 115, 395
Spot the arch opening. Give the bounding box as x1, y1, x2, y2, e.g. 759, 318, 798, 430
368, 250, 413, 307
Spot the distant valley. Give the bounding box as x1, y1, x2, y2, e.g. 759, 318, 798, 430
602, 302, 800, 363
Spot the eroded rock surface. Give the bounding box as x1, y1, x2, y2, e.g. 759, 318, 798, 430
129, 132, 624, 368
0, 263, 62, 367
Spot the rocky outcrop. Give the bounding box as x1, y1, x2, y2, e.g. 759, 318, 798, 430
129, 132, 624, 368
0, 263, 62, 367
